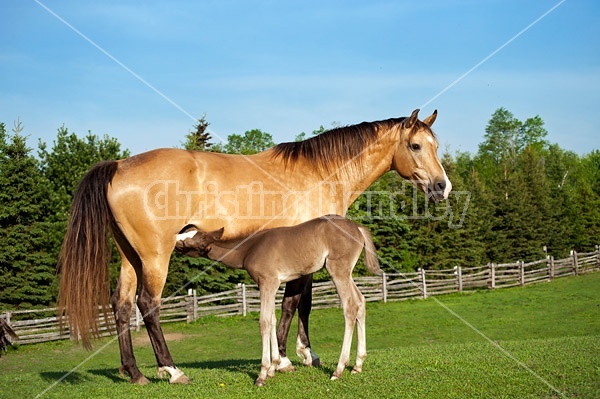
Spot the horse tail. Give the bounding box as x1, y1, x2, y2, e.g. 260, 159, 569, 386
57, 160, 119, 350
357, 226, 382, 275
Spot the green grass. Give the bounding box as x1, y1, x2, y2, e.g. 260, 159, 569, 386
1, 273, 599, 398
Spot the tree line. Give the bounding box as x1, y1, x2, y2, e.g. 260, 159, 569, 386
1, 109, 598, 309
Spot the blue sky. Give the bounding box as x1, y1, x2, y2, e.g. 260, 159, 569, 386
1, 0, 599, 156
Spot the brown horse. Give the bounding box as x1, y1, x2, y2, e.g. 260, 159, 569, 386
57, 109, 451, 385
174, 215, 382, 386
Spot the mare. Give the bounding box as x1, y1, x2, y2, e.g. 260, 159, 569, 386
57, 109, 451, 385
174, 215, 382, 386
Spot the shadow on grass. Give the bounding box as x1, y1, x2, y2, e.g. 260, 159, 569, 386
179, 358, 334, 383
39, 371, 95, 385
39, 359, 334, 385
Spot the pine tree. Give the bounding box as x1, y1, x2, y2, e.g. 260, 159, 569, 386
182, 115, 213, 151
0, 121, 58, 308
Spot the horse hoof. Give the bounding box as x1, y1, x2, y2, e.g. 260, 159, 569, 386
170, 374, 190, 384
330, 374, 340, 381
277, 364, 296, 373
277, 357, 296, 373
351, 366, 362, 374
255, 378, 266, 387
310, 349, 321, 367
131, 375, 151, 385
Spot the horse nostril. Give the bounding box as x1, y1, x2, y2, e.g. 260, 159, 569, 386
435, 180, 446, 193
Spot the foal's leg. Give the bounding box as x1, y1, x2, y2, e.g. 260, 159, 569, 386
328, 263, 359, 380
138, 252, 190, 384
256, 280, 279, 387
351, 282, 367, 375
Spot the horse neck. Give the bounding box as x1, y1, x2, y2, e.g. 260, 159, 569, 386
206, 236, 255, 269
332, 135, 398, 205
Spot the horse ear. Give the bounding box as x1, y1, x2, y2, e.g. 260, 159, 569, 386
211, 227, 225, 240
423, 109, 437, 127
403, 109, 420, 130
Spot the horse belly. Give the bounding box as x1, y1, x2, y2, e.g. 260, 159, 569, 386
278, 253, 327, 283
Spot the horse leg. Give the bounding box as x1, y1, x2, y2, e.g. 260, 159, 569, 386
351, 282, 367, 375
269, 310, 280, 378
111, 260, 149, 385
296, 274, 320, 366
276, 276, 305, 372
256, 280, 278, 387
136, 254, 190, 385
327, 263, 359, 380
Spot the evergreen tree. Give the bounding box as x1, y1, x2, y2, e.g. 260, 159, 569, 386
182, 115, 213, 151
0, 121, 58, 308
38, 126, 129, 215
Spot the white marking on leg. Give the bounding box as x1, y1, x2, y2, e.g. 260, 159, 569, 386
277, 356, 293, 371
157, 366, 186, 384
296, 336, 312, 366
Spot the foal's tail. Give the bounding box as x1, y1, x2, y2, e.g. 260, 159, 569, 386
357, 226, 382, 275
57, 161, 119, 350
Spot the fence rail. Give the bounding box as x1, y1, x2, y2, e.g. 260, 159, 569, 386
2, 247, 599, 345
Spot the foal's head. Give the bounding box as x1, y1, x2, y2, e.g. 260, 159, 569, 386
175, 228, 224, 258
391, 109, 452, 202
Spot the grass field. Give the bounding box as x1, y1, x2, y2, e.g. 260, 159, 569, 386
1, 273, 599, 398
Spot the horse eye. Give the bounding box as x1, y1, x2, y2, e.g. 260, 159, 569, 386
410, 143, 421, 151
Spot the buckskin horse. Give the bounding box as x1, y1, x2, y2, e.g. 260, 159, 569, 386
57, 109, 451, 385
175, 215, 382, 386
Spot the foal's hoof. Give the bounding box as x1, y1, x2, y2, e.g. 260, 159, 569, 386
255, 378, 266, 387
276, 357, 296, 373
277, 364, 296, 372
351, 366, 362, 374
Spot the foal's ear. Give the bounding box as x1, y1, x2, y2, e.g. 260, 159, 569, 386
403, 109, 420, 130
211, 227, 225, 240
422, 109, 437, 127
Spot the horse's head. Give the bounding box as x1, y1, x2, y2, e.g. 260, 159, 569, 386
175, 227, 224, 258
392, 109, 452, 202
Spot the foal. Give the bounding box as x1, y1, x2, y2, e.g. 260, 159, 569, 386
176, 215, 382, 386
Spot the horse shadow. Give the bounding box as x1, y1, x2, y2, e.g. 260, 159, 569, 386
40, 358, 334, 385
178, 358, 335, 382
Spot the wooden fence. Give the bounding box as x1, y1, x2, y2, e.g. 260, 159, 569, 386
2, 247, 599, 345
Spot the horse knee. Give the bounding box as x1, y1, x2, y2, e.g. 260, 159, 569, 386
137, 291, 160, 323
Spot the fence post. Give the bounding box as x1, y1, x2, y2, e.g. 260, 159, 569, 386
454, 266, 463, 292
242, 284, 247, 316
419, 268, 427, 299
5, 311, 10, 325
571, 250, 579, 275
192, 289, 198, 322
548, 255, 555, 280
488, 263, 496, 289
381, 272, 387, 303
518, 261, 525, 287
596, 245, 600, 270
